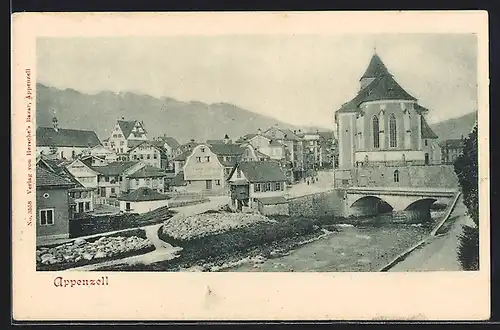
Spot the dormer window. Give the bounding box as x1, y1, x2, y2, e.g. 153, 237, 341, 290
201, 147, 205, 152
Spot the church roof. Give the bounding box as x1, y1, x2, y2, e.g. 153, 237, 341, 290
420, 116, 439, 139
360, 53, 390, 80
36, 127, 101, 148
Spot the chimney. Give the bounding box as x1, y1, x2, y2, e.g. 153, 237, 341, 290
294, 130, 297, 134
121, 116, 125, 120
190, 139, 195, 142
299, 129, 302, 133
224, 134, 230, 144
257, 128, 262, 135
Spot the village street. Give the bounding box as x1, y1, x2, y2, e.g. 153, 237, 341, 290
66, 196, 229, 271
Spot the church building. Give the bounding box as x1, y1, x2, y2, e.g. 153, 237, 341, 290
334, 51, 440, 177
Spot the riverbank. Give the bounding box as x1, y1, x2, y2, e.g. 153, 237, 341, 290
388, 199, 473, 272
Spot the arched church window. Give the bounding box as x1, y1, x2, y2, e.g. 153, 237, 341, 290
389, 114, 397, 148
393, 170, 400, 183
372, 115, 380, 148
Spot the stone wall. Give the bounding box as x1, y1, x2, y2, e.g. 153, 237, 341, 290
288, 189, 347, 218
353, 164, 458, 189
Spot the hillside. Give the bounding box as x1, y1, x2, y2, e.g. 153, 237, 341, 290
35, 83, 330, 144
430, 111, 478, 142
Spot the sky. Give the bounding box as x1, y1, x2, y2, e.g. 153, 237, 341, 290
36, 34, 478, 128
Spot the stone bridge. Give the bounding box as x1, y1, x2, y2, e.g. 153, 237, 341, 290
345, 186, 458, 219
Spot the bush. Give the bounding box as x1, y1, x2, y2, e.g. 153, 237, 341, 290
454, 122, 479, 270
457, 225, 479, 271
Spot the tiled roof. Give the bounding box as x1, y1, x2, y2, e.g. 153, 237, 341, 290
360, 53, 390, 80
128, 140, 165, 153
127, 165, 167, 178
235, 161, 287, 183
209, 143, 245, 156
269, 140, 284, 147
36, 127, 101, 148
36, 166, 75, 188
161, 136, 180, 148
278, 128, 301, 141
91, 161, 140, 176
173, 150, 192, 161
118, 187, 169, 202
117, 120, 138, 139
256, 196, 288, 205
414, 103, 430, 115
421, 116, 439, 139
207, 139, 224, 145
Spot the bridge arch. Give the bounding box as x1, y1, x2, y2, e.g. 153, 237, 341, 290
404, 198, 437, 211
349, 195, 394, 217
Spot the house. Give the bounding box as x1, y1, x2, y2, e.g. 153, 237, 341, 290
317, 131, 336, 168
36, 116, 101, 160
182, 143, 227, 193
125, 165, 168, 194
128, 140, 168, 169
439, 139, 464, 164
207, 134, 232, 146
153, 135, 182, 159
172, 150, 192, 175
79, 155, 109, 167
104, 118, 149, 155
81, 145, 118, 163
91, 161, 145, 198
298, 131, 321, 169
209, 143, 245, 181
37, 156, 97, 215
264, 126, 305, 180
228, 161, 288, 213
118, 187, 170, 214
36, 165, 75, 243
240, 144, 272, 162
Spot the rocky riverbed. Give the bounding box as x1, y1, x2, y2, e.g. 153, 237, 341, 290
162, 210, 275, 240
36, 235, 154, 266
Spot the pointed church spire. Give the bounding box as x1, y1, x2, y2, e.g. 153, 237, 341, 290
359, 51, 390, 81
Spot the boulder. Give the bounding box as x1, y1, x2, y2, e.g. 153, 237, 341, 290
82, 253, 93, 261
94, 251, 106, 259
40, 253, 55, 262
74, 238, 86, 246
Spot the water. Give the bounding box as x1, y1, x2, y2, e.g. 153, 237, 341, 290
223, 213, 437, 272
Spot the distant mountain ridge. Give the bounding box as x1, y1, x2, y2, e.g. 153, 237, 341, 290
429, 111, 477, 142
36, 83, 331, 144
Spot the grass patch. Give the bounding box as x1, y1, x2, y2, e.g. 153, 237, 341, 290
434, 215, 460, 236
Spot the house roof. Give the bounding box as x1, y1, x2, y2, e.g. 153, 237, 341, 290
236, 133, 269, 143
256, 196, 288, 205
127, 165, 167, 178
118, 187, 170, 202
207, 139, 224, 145
173, 150, 192, 161
360, 53, 390, 80
36, 166, 75, 188
161, 136, 181, 148
235, 161, 287, 183
117, 120, 139, 139
128, 140, 165, 153
36, 127, 101, 148
439, 139, 464, 148
209, 143, 245, 156
269, 140, 284, 147
278, 128, 301, 141
421, 116, 439, 139
90, 161, 140, 176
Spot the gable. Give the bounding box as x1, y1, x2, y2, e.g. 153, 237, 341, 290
66, 159, 99, 176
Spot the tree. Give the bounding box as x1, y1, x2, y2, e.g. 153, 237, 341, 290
453, 122, 479, 270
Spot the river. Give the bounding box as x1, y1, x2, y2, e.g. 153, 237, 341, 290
222, 212, 442, 272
